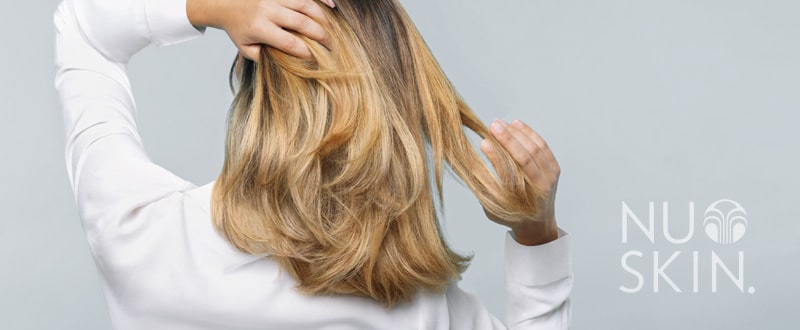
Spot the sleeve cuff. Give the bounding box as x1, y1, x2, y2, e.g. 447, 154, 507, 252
144, 0, 205, 47
504, 227, 572, 286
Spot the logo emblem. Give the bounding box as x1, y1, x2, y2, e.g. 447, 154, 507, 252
703, 199, 748, 244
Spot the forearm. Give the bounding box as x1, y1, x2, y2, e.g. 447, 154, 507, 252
55, 0, 206, 138
64, 0, 205, 65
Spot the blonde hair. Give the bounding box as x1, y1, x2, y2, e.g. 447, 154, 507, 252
211, 0, 544, 307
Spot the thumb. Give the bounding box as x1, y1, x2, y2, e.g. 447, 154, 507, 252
240, 44, 261, 61
481, 137, 518, 186
480, 139, 503, 177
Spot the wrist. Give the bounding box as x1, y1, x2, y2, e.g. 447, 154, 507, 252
186, 0, 219, 29
510, 219, 559, 246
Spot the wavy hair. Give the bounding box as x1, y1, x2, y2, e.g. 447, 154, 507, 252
211, 0, 545, 307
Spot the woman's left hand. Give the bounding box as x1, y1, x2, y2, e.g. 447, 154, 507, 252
480, 119, 561, 246
187, 0, 335, 60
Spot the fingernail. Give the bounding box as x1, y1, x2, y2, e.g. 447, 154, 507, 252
512, 119, 523, 128
327, 0, 336, 8
499, 120, 509, 127
491, 121, 504, 134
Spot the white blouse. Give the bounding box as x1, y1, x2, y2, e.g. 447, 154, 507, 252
53, 0, 573, 329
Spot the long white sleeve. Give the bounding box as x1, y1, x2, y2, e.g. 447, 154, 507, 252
445, 229, 572, 329
54, 0, 204, 255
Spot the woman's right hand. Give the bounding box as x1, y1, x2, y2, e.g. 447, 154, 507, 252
187, 0, 335, 59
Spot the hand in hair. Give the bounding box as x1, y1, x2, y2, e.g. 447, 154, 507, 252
480, 119, 561, 246
187, 0, 335, 59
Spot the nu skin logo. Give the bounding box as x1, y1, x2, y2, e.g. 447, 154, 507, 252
619, 199, 755, 294
703, 199, 748, 245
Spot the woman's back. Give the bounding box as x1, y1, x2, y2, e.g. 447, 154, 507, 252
93, 182, 448, 329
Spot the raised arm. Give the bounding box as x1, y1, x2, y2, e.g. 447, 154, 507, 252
53, 0, 333, 255
54, 0, 207, 254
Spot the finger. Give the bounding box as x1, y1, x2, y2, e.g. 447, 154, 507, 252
281, 0, 331, 24
504, 121, 556, 177
480, 137, 526, 192
511, 120, 560, 174
480, 139, 502, 175
489, 120, 544, 182
239, 44, 261, 61
273, 6, 331, 49
257, 24, 313, 59
479, 139, 514, 223
317, 0, 336, 8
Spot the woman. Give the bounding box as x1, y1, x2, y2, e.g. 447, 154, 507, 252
54, 0, 572, 328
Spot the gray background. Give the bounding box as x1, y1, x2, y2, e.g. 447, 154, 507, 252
1, 0, 798, 329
